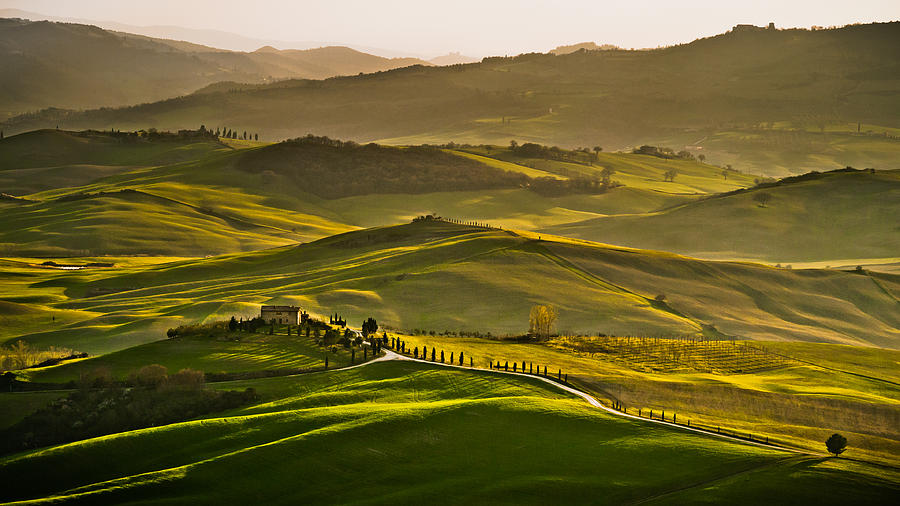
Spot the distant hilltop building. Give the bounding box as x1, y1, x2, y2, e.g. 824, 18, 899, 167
260, 305, 305, 325
732, 23, 776, 33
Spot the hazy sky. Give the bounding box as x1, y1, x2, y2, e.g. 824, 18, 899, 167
2, 0, 898, 57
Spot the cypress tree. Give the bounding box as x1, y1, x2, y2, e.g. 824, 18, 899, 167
513, 363, 517, 372
505, 361, 508, 371
325, 355, 329, 369
459, 352, 464, 365
441, 350, 445, 363
432, 348, 436, 361
450, 352, 454, 364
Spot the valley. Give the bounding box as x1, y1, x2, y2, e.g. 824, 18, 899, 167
1, 10, 898, 504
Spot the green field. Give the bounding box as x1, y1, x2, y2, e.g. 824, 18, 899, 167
1, 360, 897, 504
394, 333, 900, 467
21, 326, 363, 384
544, 168, 900, 264
2, 220, 898, 360
0, 130, 749, 257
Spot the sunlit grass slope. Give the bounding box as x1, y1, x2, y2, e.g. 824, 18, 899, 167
6, 220, 898, 356
397, 333, 900, 466
544, 168, 900, 264
2, 361, 896, 504
26, 327, 356, 384
453, 146, 759, 194
655, 124, 900, 177
0, 129, 230, 194
1, 131, 744, 256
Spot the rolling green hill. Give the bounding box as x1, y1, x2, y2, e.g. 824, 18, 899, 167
0, 130, 745, 257
4, 221, 898, 356
543, 168, 900, 264
0, 18, 429, 119
0, 129, 230, 195
1, 360, 897, 504
5, 22, 898, 175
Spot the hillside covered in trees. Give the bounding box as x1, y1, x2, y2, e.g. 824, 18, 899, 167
4, 22, 899, 176
236, 136, 530, 198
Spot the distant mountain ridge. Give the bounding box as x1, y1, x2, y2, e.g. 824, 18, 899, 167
429, 52, 480, 65
0, 17, 431, 118
0, 7, 423, 57
5, 22, 896, 164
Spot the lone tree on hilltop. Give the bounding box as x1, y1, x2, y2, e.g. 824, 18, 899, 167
663, 169, 678, 182
826, 433, 847, 457
529, 305, 558, 339
753, 192, 773, 208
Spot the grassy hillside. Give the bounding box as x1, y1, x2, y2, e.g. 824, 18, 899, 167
25, 326, 360, 384
0, 18, 430, 119
0, 131, 741, 257
3, 221, 897, 357
0, 129, 230, 194
1, 360, 896, 504
543, 168, 900, 264
396, 333, 900, 466
453, 144, 759, 194
653, 123, 900, 177
5, 22, 898, 175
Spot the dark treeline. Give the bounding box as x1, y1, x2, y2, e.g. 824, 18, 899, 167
237, 135, 620, 199
632, 145, 696, 160
237, 134, 530, 198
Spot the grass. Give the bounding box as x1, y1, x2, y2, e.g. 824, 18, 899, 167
0, 129, 738, 257
1, 360, 896, 504
23, 327, 363, 384
654, 125, 900, 177
543, 168, 900, 264
2, 220, 898, 360
549, 335, 793, 374
0, 390, 68, 430
456, 145, 759, 194
392, 333, 900, 467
